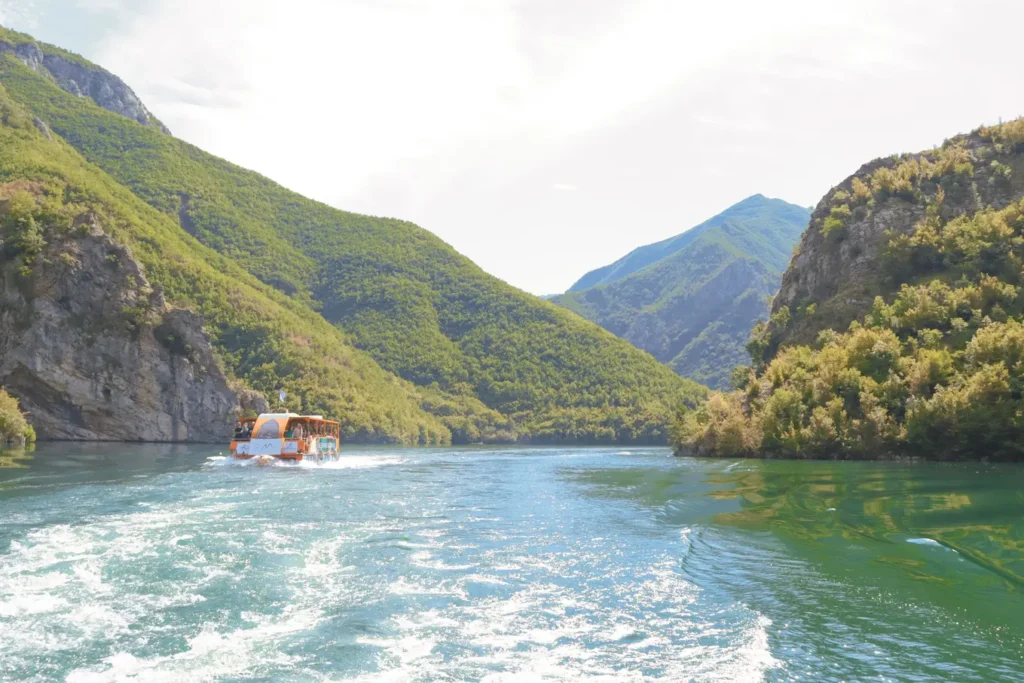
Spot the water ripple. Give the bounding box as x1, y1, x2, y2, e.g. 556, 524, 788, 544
1, 445, 1022, 681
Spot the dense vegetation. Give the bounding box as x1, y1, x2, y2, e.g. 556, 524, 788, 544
0, 31, 704, 444
555, 196, 809, 389
0, 388, 35, 445
0, 83, 459, 443
674, 122, 1024, 460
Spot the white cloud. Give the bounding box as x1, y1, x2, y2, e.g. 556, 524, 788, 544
91, 1, 529, 207
691, 114, 771, 134
31, 0, 1024, 293
0, 0, 37, 29
76, 0, 121, 11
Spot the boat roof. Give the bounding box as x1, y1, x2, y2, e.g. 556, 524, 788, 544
255, 412, 339, 425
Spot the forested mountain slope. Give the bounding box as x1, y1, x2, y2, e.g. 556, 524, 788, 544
554, 196, 808, 389
566, 195, 809, 292
0, 26, 704, 444
0, 83, 453, 443
676, 120, 1024, 460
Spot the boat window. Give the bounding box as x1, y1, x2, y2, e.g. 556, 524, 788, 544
256, 419, 281, 439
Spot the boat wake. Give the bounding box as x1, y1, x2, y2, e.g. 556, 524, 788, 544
205, 454, 405, 470
2, 447, 782, 682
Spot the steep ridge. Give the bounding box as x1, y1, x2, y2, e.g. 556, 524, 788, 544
0, 26, 167, 133
566, 195, 809, 292
674, 120, 1024, 460
0, 28, 704, 444
555, 196, 808, 389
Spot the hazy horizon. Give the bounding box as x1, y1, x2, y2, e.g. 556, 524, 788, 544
1, 0, 1022, 294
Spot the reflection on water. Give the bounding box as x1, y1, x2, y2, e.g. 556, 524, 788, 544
0, 444, 33, 470
567, 454, 1024, 681
706, 459, 1024, 588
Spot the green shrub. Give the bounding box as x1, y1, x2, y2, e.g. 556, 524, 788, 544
980, 119, 1024, 146
671, 392, 760, 457
0, 389, 35, 444
851, 177, 872, 201
822, 204, 851, 237
990, 160, 1013, 186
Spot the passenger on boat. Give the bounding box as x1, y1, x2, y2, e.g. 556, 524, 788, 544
234, 422, 251, 439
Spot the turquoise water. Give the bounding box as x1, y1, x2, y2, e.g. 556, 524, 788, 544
2, 445, 1024, 681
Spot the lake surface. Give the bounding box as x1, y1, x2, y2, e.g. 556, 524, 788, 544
1, 445, 1023, 682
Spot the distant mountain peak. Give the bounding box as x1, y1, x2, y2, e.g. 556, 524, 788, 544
555, 196, 809, 389
565, 195, 809, 294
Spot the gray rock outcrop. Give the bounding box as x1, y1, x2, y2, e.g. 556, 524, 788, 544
769, 131, 1016, 351
0, 213, 238, 441
0, 38, 170, 134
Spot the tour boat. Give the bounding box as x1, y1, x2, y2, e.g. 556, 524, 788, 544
230, 413, 341, 463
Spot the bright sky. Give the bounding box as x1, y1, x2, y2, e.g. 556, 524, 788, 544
1, 0, 1023, 294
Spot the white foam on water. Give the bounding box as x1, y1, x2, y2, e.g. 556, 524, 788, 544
907, 537, 959, 555
388, 576, 466, 599
598, 623, 638, 642
626, 635, 668, 650
65, 608, 318, 683
2, 450, 783, 683
417, 527, 448, 539
208, 454, 405, 471
301, 535, 354, 578
309, 455, 405, 470
0, 585, 68, 617
356, 634, 437, 664
261, 529, 301, 555
0, 492, 264, 680
463, 573, 508, 586
395, 540, 435, 550
342, 553, 779, 683
394, 611, 460, 630
907, 537, 942, 546
410, 550, 476, 572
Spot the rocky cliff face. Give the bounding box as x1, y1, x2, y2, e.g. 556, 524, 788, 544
768, 130, 1022, 354
0, 213, 238, 441
0, 38, 169, 134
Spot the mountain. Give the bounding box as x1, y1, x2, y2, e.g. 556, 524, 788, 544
553, 196, 809, 389
566, 195, 810, 293
674, 119, 1024, 460
0, 26, 704, 444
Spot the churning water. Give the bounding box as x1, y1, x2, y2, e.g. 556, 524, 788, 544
2, 444, 1024, 681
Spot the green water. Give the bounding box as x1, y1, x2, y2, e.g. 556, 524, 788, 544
1, 445, 1023, 681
